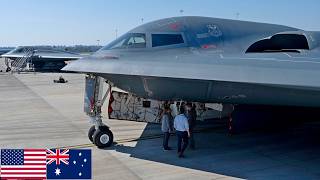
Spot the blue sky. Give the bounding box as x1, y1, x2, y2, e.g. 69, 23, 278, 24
0, 0, 319, 46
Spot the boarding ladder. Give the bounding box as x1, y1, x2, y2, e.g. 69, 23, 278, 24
11, 47, 35, 73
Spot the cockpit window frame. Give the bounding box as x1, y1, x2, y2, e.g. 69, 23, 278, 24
100, 32, 187, 52
150, 32, 187, 49
101, 33, 148, 51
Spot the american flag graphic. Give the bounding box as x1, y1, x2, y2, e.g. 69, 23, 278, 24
0, 149, 47, 180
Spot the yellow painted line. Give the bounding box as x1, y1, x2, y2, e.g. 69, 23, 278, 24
56, 126, 221, 149
56, 134, 163, 149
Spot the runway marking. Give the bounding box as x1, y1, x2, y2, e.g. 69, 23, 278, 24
283, 53, 292, 58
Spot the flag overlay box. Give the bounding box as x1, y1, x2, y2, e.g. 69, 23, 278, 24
0, 149, 92, 180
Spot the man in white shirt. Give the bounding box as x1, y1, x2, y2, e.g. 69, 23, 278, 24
174, 106, 190, 158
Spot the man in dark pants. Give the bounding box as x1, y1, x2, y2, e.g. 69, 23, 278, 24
174, 107, 190, 158
185, 103, 197, 149
161, 106, 173, 150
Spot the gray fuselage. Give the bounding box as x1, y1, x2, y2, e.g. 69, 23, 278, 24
63, 16, 320, 107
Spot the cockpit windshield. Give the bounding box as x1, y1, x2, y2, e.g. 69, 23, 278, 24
102, 33, 146, 50
152, 34, 184, 47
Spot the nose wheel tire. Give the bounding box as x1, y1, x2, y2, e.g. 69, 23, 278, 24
93, 127, 114, 148
88, 126, 96, 143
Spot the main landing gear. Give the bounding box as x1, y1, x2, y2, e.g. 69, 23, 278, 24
85, 75, 114, 148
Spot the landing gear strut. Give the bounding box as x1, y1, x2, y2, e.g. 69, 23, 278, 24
85, 75, 114, 148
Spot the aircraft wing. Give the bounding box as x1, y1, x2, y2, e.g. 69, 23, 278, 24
63, 51, 320, 90
1, 52, 82, 60
1, 47, 83, 61
0, 48, 14, 56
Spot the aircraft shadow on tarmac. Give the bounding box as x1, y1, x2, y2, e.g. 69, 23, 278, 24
105, 119, 320, 179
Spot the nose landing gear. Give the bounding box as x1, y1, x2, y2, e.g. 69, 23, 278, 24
88, 119, 114, 148
85, 75, 114, 148
93, 126, 114, 148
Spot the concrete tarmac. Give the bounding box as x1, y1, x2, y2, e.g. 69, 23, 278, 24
0, 65, 320, 179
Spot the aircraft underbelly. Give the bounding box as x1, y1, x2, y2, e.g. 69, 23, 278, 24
99, 73, 320, 107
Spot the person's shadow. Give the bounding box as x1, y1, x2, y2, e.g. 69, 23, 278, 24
105, 118, 320, 179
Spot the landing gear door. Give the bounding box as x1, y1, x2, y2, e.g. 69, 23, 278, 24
84, 75, 97, 115
84, 75, 106, 116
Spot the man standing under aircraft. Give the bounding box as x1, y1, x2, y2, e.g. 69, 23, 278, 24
186, 103, 197, 149
161, 106, 173, 150
174, 107, 190, 158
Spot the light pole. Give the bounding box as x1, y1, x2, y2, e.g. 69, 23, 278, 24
179, 9, 184, 16
236, 12, 240, 20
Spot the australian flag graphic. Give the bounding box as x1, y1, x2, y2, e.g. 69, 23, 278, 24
46, 149, 92, 179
